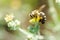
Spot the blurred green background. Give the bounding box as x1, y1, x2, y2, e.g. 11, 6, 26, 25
0, 0, 60, 40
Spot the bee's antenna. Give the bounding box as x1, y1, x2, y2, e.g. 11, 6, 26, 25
38, 5, 46, 12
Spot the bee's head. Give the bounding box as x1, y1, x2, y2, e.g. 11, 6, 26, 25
29, 10, 38, 18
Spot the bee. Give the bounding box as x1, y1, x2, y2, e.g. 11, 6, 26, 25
29, 5, 46, 24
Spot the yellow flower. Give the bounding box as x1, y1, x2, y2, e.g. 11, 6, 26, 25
37, 16, 42, 22
29, 18, 36, 23
15, 20, 20, 25
4, 14, 14, 22
29, 16, 42, 23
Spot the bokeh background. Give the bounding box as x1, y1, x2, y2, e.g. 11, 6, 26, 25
0, 0, 60, 40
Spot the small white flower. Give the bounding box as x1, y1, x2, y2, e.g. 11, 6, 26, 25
15, 20, 20, 25
27, 35, 33, 39
11, 21, 16, 27
8, 21, 16, 27
37, 35, 44, 39
4, 14, 14, 22
8, 22, 12, 27
27, 34, 44, 40
31, 35, 44, 40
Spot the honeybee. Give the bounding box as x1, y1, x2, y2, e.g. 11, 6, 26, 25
29, 5, 46, 24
